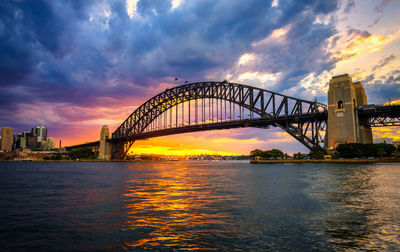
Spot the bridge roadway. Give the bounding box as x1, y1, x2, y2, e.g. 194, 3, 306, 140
65, 104, 400, 151
111, 110, 328, 142
65, 110, 328, 150
357, 104, 400, 126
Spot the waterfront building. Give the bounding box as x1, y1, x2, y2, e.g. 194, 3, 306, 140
1, 127, 13, 152
43, 138, 55, 150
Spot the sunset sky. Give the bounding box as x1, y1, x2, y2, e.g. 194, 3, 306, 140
1, 0, 399, 155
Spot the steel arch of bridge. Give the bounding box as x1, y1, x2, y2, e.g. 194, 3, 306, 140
111, 81, 328, 159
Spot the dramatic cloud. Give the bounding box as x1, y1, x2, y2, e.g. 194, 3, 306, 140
359, 70, 400, 104
0, 1, 338, 123
0, 0, 399, 150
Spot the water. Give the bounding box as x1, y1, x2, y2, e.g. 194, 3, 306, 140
0, 161, 399, 251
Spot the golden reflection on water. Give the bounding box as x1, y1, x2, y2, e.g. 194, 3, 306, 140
119, 162, 400, 250
120, 162, 237, 250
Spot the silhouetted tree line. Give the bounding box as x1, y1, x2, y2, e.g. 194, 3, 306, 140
293, 152, 307, 159
251, 147, 327, 160
250, 148, 287, 159
334, 143, 396, 158
68, 147, 96, 160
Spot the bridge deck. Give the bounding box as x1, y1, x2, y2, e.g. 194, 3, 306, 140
65, 103, 400, 151
110, 112, 327, 142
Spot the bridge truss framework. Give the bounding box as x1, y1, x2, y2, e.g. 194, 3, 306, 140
111, 81, 328, 159
65, 82, 400, 159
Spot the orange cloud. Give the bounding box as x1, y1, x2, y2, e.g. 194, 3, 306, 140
332, 29, 400, 61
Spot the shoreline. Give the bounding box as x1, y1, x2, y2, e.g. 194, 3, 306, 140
1, 159, 400, 163
250, 159, 400, 164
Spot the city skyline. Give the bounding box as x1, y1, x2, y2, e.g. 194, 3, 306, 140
1, 0, 400, 155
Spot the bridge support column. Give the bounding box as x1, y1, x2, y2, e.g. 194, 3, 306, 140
354, 82, 373, 143
325, 74, 372, 150
99, 125, 111, 160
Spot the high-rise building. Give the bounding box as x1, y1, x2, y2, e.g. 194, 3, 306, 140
1, 127, 13, 152
26, 132, 38, 149
32, 125, 47, 142
13, 132, 28, 150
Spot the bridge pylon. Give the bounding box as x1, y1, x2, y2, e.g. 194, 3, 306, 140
325, 74, 373, 150
99, 125, 111, 160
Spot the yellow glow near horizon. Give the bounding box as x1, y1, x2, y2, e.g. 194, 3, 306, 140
372, 100, 400, 142
373, 127, 400, 142
128, 144, 242, 156
384, 99, 400, 106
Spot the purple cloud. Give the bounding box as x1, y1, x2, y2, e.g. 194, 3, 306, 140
0, 0, 340, 144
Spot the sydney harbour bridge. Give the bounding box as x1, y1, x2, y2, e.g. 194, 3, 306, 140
66, 78, 400, 160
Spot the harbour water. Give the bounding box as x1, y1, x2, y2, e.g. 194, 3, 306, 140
0, 161, 399, 251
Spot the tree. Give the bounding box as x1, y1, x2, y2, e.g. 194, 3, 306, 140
336, 143, 396, 158
68, 147, 95, 160
270, 149, 284, 159
309, 147, 327, 159
250, 148, 284, 159
376, 147, 386, 157
293, 152, 306, 159
250, 149, 264, 157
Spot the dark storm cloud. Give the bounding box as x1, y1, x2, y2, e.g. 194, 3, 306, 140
347, 28, 371, 38
0, 0, 340, 130
249, 11, 338, 93
360, 70, 400, 104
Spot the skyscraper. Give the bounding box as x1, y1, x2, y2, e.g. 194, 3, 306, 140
13, 132, 28, 150
1, 127, 13, 152
32, 125, 47, 142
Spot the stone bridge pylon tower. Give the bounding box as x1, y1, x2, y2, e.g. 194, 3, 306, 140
325, 74, 373, 150
99, 125, 111, 160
